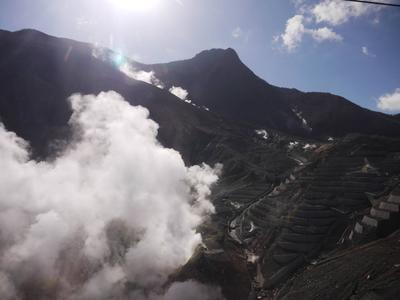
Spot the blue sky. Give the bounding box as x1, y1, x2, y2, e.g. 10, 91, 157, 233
1, 0, 399, 113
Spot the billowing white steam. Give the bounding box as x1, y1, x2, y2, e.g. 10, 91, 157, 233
91, 46, 164, 89
119, 63, 165, 89
0, 91, 223, 299
169, 86, 189, 100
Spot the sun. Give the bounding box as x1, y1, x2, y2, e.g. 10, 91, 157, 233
111, 0, 160, 12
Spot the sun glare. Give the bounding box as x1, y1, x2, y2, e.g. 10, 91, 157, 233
111, 0, 160, 12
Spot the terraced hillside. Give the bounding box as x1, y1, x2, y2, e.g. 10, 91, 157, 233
182, 135, 400, 299
278, 227, 400, 299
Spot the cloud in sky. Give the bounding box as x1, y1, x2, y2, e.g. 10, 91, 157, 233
0, 91, 224, 299
310, 26, 342, 42
377, 88, 400, 111
280, 15, 305, 51
312, 0, 379, 26
232, 27, 243, 39
231, 26, 251, 43
362, 46, 376, 57
277, 0, 382, 52
280, 15, 342, 51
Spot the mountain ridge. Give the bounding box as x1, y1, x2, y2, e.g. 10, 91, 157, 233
2, 28, 399, 139
135, 47, 400, 138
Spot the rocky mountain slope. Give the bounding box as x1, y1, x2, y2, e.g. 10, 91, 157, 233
1, 28, 400, 300
0, 29, 249, 165
136, 49, 400, 138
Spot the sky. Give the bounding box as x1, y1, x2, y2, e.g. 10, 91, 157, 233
0, 0, 400, 113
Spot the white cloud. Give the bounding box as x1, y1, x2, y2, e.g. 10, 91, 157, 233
232, 27, 243, 39
291, 0, 306, 7
231, 26, 251, 43
377, 88, 400, 111
277, 0, 383, 51
362, 46, 376, 57
281, 15, 306, 51
312, 0, 379, 26
169, 86, 189, 100
0, 91, 223, 299
280, 15, 341, 51
309, 26, 343, 42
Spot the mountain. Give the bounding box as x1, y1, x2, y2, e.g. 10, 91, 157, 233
0, 29, 249, 164
135, 48, 400, 138
1, 28, 400, 300
1, 28, 399, 160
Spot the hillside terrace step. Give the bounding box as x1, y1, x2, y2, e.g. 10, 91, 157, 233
298, 204, 329, 211
249, 206, 271, 218
264, 256, 306, 289
287, 225, 330, 235
254, 201, 278, 210
310, 181, 382, 188
308, 171, 345, 176
232, 190, 268, 196
361, 215, 381, 227
343, 177, 386, 184
250, 208, 281, 220
388, 194, 400, 204
284, 216, 336, 227
324, 163, 363, 168
350, 151, 388, 156
370, 207, 390, 220
308, 185, 345, 191
344, 173, 381, 178
277, 241, 318, 253
281, 232, 324, 243
310, 181, 344, 187
323, 160, 363, 165
298, 177, 315, 182
304, 193, 334, 200
314, 168, 349, 173
313, 172, 346, 177
343, 182, 384, 188
332, 198, 367, 209
229, 191, 268, 197
317, 164, 355, 169
304, 198, 337, 207
248, 213, 281, 228
309, 186, 372, 193
342, 192, 367, 200
272, 253, 299, 265
294, 209, 336, 219
354, 222, 364, 234
379, 201, 399, 212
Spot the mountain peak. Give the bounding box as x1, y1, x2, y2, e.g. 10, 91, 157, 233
193, 47, 240, 63
14, 28, 51, 37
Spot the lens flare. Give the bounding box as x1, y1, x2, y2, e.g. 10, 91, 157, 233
112, 52, 125, 67
111, 0, 160, 12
